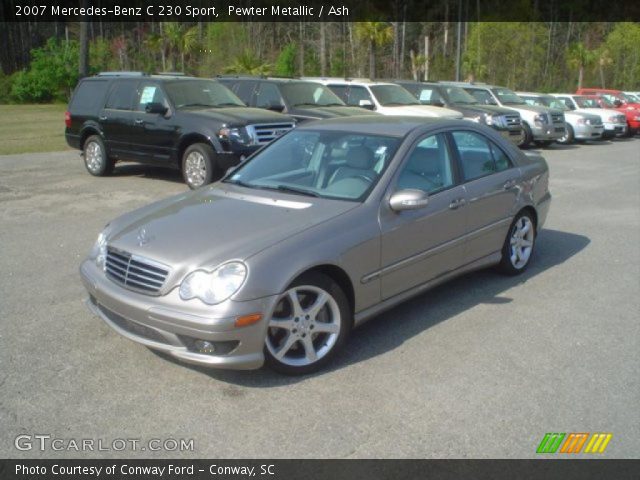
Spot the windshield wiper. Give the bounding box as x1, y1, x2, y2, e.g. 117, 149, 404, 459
384, 102, 416, 106
292, 102, 321, 107
179, 103, 215, 108
216, 102, 243, 107
275, 185, 319, 197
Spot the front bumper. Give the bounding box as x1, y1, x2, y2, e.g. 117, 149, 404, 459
530, 123, 565, 141
573, 122, 604, 140
602, 123, 628, 137
80, 260, 280, 369
496, 127, 524, 146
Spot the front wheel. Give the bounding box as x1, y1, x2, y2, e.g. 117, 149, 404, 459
557, 124, 574, 144
182, 143, 218, 189
264, 273, 351, 375
497, 211, 536, 275
519, 123, 533, 149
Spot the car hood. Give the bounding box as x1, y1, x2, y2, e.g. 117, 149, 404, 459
181, 106, 294, 126
452, 104, 516, 116
576, 107, 625, 119
106, 185, 357, 282
289, 105, 378, 119
380, 105, 463, 118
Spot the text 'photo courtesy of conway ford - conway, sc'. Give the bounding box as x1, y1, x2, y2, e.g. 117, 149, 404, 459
80, 116, 550, 375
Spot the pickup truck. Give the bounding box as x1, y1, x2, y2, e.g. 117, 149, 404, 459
577, 88, 640, 136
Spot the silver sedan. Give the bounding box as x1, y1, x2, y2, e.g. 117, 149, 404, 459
80, 116, 551, 374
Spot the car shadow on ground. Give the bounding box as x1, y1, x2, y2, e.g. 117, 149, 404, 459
110, 164, 185, 184
153, 228, 590, 387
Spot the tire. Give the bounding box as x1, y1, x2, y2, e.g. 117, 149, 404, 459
519, 123, 533, 148
83, 135, 114, 176
497, 211, 536, 275
557, 124, 574, 145
181, 143, 218, 189
264, 272, 352, 375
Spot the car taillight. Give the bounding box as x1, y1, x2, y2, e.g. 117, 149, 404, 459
64, 111, 71, 128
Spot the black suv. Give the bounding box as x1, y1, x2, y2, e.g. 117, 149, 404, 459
65, 73, 295, 188
394, 81, 524, 146
217, 76, 378, 123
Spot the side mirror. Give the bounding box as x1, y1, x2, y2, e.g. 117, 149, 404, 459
145, 102, 168, 115
389, 189, 429, 212
358, 99, 375, 110
485, 98, 497, 105
613, 99, 622, 107
267, 103, 285, 113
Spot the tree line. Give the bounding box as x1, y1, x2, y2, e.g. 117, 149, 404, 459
0, 21, 638, 103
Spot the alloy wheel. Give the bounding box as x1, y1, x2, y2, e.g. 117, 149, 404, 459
509, 216, 534, 269
265, 285, 341, 367
185, 151, 207, 188
85, 141, 103, 174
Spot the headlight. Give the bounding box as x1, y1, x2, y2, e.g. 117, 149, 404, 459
217, 126, 251, 145
89, 230, 108, 269
179, 262, 247, 305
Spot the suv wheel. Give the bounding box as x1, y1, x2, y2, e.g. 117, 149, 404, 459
83, 135, 114, 176
264, 273, 352, 375
519, 123, 533, 148
497, 211, 536, 275
557, 124, 574, 144
182, 143, 217, 189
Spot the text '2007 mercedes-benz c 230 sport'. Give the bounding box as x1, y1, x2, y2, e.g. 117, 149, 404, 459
80, 116, 551, 375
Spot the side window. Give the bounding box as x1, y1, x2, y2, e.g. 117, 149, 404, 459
417, 88, 443, 105
136, 83, 168, 112
104, 81, 137, 110
466, 89, 495, 105
397, 134, 454, 194
452, 131, 512, 180
255, 83, 284, 108
234, 81, 257, 105
560, 97, 574, 110
347, 86, 373, 107
328, 85, 348, 103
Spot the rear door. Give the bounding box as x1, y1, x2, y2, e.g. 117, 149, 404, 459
449, 129, 520, 262
99, 80, 138, 159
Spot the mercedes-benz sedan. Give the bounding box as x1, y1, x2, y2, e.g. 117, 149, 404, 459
80, 116, 551, 374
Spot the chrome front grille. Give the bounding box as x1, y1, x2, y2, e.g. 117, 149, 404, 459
247, 123, 295, 145
105, 248, 169, 295
550, 112, 565, 124
588, 117, 603, 126
504, 114, 521, 128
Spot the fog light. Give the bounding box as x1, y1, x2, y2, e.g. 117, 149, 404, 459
194, 340, 215, 354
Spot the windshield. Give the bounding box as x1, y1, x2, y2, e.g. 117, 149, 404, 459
523, 95, 568, 111
443, 86, 478, 104
165, 80, 245, 108
492, 88, 526, 105
280, 82, 346, 107
224, 130, 401, 202
575, 96, 601, 108
370, 85, 420, 106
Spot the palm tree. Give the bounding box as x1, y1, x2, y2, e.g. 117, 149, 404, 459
223, 50, 272, 76
596, 47, 613, 88
567, 42, 596, 89
354, 22, 393, 79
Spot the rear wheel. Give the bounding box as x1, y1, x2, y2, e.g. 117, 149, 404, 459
83, 135, 114, 176
182, 143, 218, 189
264, 273, 351, 375
557, 124, 574, 144
497, 211, 536, 275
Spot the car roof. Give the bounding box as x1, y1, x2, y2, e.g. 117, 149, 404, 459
218, 76, 321, 85
296, 115, 464, 136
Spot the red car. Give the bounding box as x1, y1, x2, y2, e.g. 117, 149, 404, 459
577, 88, 640, 135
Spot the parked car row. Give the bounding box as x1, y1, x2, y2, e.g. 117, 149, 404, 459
65, 72, 639, 191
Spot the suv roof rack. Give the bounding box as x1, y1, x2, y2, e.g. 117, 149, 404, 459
96, 71, 146, 77
438, 80, 487, 86
216, 74, 268, 79
156, 71, 186, 76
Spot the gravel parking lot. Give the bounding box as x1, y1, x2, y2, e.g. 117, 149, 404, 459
1, 138, 638, 459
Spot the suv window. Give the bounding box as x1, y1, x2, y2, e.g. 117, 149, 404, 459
451, 131, 511, 181
136, 83, 168, 112
105, 80, 138, 110
235, 81, 257, 104
397, 134, 454, 194
255, 83, 284, 109
346, 86, 373, 106
328, 85, 348, 103
466, 88, 497, 106
70, 80, 108, 113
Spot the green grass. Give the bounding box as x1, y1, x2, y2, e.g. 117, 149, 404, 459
0, 104, 70, 155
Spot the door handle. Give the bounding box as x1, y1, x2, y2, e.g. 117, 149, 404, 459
503, 179, 517, 190
449, 198, 466, 210
134, 118, 144, 125
98, 115, 107, 121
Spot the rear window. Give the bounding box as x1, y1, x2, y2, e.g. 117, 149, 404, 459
69, 80, 109, 113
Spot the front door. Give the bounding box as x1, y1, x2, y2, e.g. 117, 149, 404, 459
379, 133, 468, 300
131, 82, 177, 164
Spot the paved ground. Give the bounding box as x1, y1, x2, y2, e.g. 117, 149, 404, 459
0, 139, 638, 459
